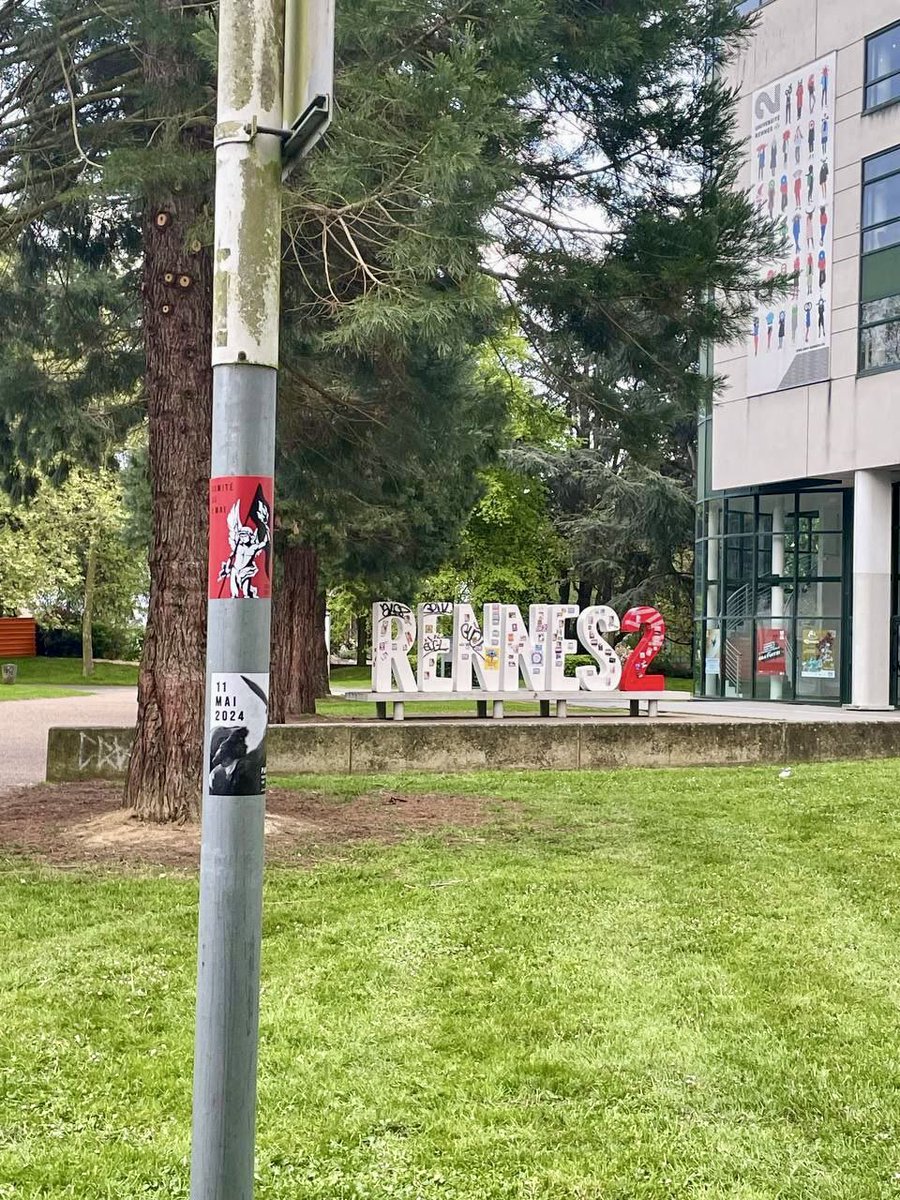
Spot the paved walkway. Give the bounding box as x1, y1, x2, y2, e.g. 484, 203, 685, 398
569, 697, 900, 722
0, 687, 137, 791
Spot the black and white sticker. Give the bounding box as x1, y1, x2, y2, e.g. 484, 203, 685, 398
208, 672, 268, 796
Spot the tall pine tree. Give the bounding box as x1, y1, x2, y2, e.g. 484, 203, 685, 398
0, 0, 779, 817
0, 0, 215, 820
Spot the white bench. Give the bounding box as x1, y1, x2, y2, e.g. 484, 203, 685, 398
342, 689, 690, 721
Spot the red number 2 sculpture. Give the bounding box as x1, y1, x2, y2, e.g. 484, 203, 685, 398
619, 606, 666, 692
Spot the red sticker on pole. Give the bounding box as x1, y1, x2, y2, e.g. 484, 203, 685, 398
208, 475, 273, 599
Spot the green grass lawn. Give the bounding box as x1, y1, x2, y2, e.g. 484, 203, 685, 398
4, 760, 900, 1196
0, 684, 90, 702
7, 657, 138, 686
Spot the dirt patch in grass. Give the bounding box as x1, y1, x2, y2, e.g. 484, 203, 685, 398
0, 780, 507, 869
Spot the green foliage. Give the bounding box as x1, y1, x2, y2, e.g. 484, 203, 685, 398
423, 468, 564, 608
5, 762, 900, 1194
0, 0, 214, 492
276, 345, 508, 599
0, 469, 147, 638
417, 338, 568, 607
0, 0, 781, 655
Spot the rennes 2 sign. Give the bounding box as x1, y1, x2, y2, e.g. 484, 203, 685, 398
372, 602, 667, 694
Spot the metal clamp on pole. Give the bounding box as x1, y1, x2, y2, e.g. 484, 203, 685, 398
213, 117, 258, 149
282, 93, 331, 174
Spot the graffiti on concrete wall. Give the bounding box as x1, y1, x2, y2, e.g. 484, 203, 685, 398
77, 730, 132, 774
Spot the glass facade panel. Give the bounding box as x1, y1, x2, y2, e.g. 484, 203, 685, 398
863, 173, 900, 227
863, 218, 900, 254
864, 146, 900, 182
801, 490, 842, 529
723, 619, 753, 698
724, 539, 754, 594
755, 591, 796, 635
795, 580, 842, 616
860, 319, 900, 371
868, 75, 900, 110
861, 293, 900, 324
866, 23, 900, 111
736, 0, 776, 14
861, 146, 900, 370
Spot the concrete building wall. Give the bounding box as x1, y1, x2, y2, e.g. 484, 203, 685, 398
713, 0, 900, 491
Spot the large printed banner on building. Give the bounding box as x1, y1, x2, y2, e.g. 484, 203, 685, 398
747, 52, 836, 396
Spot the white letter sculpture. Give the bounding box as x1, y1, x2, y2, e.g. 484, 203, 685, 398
500, 604, 550, 691
452, 604, 502, 692
546, 604, 581, 691
417, 602, 453, 691
372, 601, 416, 692
575, 606, 622, 691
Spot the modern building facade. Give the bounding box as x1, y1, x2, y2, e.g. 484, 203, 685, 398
697, 0, 900, 706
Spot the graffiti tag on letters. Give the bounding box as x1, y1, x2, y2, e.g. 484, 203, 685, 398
379, 602, 412, 619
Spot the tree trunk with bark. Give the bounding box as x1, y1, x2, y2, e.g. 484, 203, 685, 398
82, 537, 96, 678
576, 579, 594, 611
270, 541, 320, 721
122, 186, 212, 822
355, 613, 368, 668
122, 0, 213, 823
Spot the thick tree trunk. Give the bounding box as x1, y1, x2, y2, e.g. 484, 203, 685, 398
270, 542, 320, 721
82, 538, 96, 678
123, 188, 212, 822
355, 613, 368, 668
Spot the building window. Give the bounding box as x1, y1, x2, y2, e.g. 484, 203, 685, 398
859, 146, 900, 372
695, 488, 849, 704
735, 0, 776, 14
866, 22, 900, 111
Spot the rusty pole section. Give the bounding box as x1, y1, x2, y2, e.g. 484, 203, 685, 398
190, 0, 284, 1194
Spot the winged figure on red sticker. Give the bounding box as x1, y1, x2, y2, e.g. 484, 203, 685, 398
217, 489, 270, 598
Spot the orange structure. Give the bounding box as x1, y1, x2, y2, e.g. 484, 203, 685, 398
0, 617, 37, 658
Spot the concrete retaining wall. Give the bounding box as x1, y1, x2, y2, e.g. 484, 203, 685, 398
46, 719, 900, 781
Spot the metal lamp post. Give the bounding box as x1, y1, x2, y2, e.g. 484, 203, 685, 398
189, 0, 332, 1195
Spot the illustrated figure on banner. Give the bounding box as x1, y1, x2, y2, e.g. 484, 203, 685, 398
218, 491, 270, 598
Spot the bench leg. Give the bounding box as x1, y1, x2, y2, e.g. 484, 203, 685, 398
648, 699, 658, 718
492, 700, 504, 720
555, 699, 567, 719
539, 700, 550, 717
477, 700, 488, 719
376, 702, 387, 720
629, 699, 639, 718
392, 701, 404, 722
